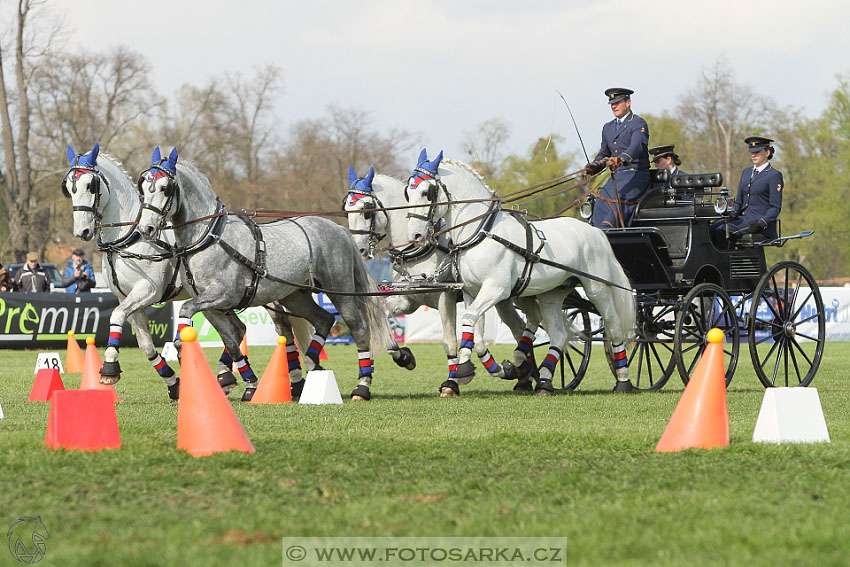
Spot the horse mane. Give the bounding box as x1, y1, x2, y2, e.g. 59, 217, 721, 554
442, 159, 495, 196
177, 159, 215, 191
97, 152, 132, 179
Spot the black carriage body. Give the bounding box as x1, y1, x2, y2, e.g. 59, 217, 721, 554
604, 174, 765, 296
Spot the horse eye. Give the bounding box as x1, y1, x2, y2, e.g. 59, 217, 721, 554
364, 211, 373, 220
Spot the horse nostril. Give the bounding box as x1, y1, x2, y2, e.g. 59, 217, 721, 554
413, 233, 423, 242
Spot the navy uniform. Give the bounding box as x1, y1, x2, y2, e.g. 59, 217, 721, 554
648, 144, 687, 189
587, 88, 651, 229
711, 136, 783, 248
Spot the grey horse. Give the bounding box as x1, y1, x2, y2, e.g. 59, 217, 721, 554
136, 147, 393, 400
62, 143, 312, 401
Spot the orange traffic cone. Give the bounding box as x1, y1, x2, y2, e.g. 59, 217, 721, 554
250, 336, 292, 404
65, 331, 84, 373
79, 337, 121, 403
177, 327, 255, 457
656, 328, 729, 452
319, 345, 328, 361
232, 333, 249, 372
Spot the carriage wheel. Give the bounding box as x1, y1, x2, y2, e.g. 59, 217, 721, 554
675, 283, 740, 387
616, 300, 679, 391
557, 301, 593, 390
748, 262, 825, 387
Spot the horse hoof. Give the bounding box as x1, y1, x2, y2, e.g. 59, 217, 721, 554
439, 380, 460, 397
291, 379, 305, 399
612, 380, 638, 394
167, 379, 180, 401
500, 360, 518, 381
351, 385, 371, 400
99, 361, 121, 384
535, 379, 555, 396
394, 347, 416, 371
241, 386, 257, 402
513, 379, 534, 392
217, 372, 238, 395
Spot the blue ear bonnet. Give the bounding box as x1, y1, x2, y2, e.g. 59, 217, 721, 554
67, 142, 99, 168
348, 166, 375, 193
151, 146, 179, 175
414, 148, 443, 177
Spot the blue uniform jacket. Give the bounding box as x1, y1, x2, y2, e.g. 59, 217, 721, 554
731, 163, 783, 238
61, 258, 96, 293
594, 112, 650, 173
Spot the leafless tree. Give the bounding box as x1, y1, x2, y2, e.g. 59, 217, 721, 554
462, 117, 511, 178
676, 58, 772, 185
0, 0, 63, 260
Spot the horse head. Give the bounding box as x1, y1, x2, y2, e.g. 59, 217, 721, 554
405, 148, 446, 246
137, 146, 179, 241
344, 166, 386, 259
63, 142, 109, 241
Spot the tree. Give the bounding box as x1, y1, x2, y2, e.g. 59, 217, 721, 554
462, 117, 511, 178
269, 105, 415, 213
676, 58, 772, 185
490, 136, 577, 219
0, 0, 62, 260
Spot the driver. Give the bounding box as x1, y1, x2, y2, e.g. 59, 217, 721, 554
584, 87, 651, 229
711, 136, 783, 248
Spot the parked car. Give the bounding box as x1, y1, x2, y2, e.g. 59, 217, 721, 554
3, 263, 63, 292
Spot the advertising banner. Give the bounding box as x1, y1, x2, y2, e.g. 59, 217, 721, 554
0, 292, 174, 349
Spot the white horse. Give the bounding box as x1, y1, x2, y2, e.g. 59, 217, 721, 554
62, 143, 312, 401
345, 166, 547, 395
406, 150, 637, 394
136, 147, 393, 400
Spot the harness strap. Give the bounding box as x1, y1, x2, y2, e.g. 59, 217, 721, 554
506, 211, 544, 297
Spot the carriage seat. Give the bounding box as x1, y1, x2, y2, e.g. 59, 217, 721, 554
736, 220, 781, 248
634, 188, 693, 220
670, 172, 723, 192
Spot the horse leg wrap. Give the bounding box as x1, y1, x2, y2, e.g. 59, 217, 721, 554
460, 324, 475, 351
175, 317, 193, 342
286, 343, 303, 381
392, 346, 416, 370
107, 324, 122, 350
611, 342, 629, 379
305, 333, 326, 370
539, 346, 563, 380
149, 353, 176, 382
478, 350, 503, 376
351, 350, 373, 400
515, 329, 536, 357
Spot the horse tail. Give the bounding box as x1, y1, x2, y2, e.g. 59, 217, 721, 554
603, 238, 636, 343
351, 256, 394, 355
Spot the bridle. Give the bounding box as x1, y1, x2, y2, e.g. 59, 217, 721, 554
61, 160, 109, 225
404, 167, 449, 245
137, 163, 180, 229
343, 189, 388, 258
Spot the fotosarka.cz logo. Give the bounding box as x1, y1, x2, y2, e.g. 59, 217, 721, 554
7, 516, 50, 564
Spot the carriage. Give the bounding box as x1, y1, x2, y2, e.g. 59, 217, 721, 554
557, 169, 825, 392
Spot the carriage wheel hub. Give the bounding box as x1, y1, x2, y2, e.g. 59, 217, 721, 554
784, 322, 796, 337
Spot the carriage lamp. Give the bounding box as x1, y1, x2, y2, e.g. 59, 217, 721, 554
580, 196, 595, 219
713, 187, 733, 215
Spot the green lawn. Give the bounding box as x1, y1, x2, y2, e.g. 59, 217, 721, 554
1, 341, 848, 566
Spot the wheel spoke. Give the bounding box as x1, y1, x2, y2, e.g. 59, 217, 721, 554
757, 339, 781, 371
789, 337, 815, 367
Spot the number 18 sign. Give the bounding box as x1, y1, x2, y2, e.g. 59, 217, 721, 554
34, 352, 64, 374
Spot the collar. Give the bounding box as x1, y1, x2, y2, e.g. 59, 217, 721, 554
754, 162, 770, 174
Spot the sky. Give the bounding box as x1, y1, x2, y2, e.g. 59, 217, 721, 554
54, 0, 848, 163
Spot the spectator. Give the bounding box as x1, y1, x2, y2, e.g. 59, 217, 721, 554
14, 252, 50, 292
0, 264, 12, 291
60, 248, 96, 293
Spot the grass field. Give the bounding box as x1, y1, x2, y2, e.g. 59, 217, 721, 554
1, 340, 849, 566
